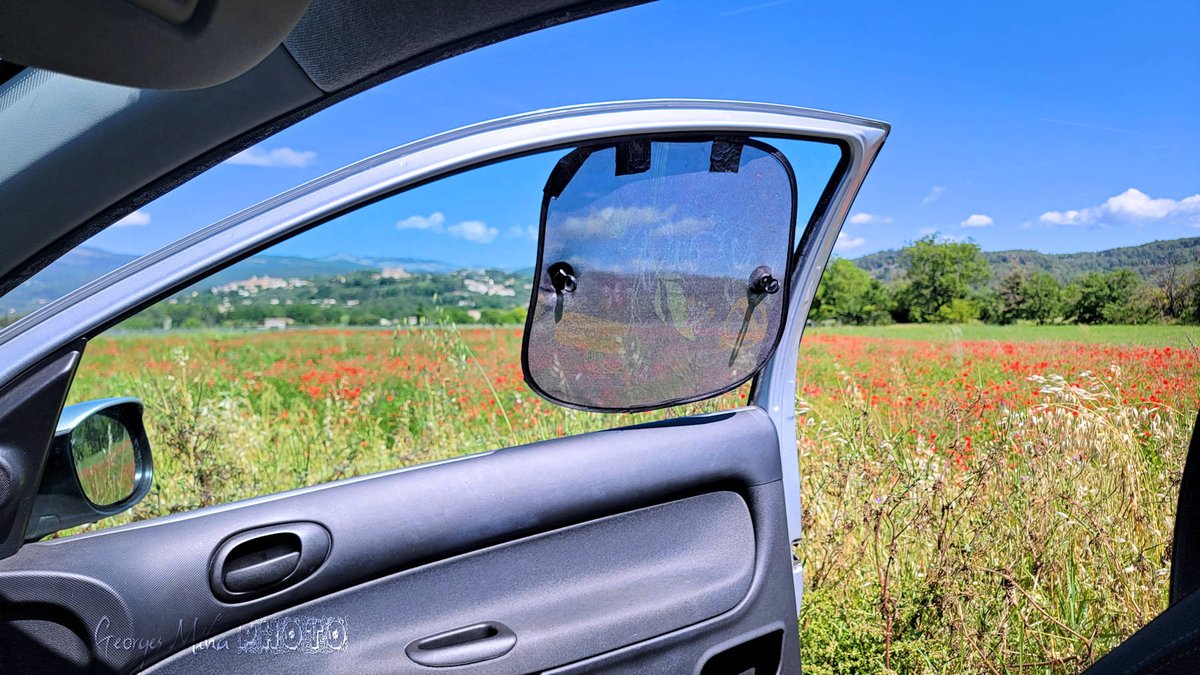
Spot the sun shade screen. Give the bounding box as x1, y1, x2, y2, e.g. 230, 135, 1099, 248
523, 139, 797, 412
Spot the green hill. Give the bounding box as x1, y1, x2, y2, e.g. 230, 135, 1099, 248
853, 236, 1200, 284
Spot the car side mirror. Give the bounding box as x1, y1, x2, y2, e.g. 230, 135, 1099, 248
25, 398, 154, 541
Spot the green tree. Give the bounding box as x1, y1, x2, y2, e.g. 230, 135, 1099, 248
896, 236, 991, 323
991, 270, 1061, 325
1020, 272, 1062, 324
936, 298, 981, 323
1186, 267, 1200, 324
1108, 283, 1163, 325
995, 271, 1026, 325
974, 287, 1004, 324
479, 307, 528, 325
812, 259, 893, 325
1065, 269, 1142, 324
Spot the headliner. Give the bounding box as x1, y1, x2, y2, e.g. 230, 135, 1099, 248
0, 0, 645, 298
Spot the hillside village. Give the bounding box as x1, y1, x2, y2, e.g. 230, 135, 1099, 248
127, 266, 531, 330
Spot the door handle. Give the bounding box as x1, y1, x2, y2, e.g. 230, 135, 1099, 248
223, 541, 300, 593
406, 622, 517, 667
210, 522, 331, 602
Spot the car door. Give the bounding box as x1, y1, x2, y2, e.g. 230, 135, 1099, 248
0, 101, 887, 673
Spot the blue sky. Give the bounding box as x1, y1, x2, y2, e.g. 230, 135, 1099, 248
90, 0, 1199, 268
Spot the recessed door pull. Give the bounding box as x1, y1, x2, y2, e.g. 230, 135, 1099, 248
405, 621, 517, 667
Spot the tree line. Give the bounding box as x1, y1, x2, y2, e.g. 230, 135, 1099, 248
812, 236, 1200, 326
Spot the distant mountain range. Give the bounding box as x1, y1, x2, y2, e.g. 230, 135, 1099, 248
315, 254, 458, 274
3, 247, 460, 313
199, 254, 457, 289
851, 236, 1200, 284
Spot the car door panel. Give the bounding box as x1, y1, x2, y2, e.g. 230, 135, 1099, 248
1, 408, 796, 673
148, 490, 762, 674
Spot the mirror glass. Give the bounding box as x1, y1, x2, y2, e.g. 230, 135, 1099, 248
70, 414, 137, 506
524, 137, 800, 411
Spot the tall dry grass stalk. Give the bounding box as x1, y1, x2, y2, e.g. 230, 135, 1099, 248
799, 366, 1190, 674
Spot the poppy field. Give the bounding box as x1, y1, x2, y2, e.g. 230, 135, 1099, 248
795, 325, 1198, 673
66, 323, 1200, 673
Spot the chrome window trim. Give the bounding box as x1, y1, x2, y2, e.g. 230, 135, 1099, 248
0, 99, 888, 615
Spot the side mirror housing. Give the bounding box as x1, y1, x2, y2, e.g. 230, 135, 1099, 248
25, 398, 154, 541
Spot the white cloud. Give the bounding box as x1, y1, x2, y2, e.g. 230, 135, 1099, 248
960, 213, 994, 228
448, 220, 498, 244
834, 231, 866, 252
555, 205, 712, 240
1040, 210, 1083, 226
922, 185, 946, 204
848, 212, 892, 225
225, 146, 317, 168
397, 212, 446, 231
1040, 188, 1200, 227
113, 210, 151, 227
505, 225, 538, 239
561, 205, 666, 238
1108, 188, 1195, 219
398, 211, 497, 243
649, 217, 713, 237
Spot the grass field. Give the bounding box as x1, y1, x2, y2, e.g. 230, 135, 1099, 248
67, 323, 1199, 673
796, 324, 1197, 673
